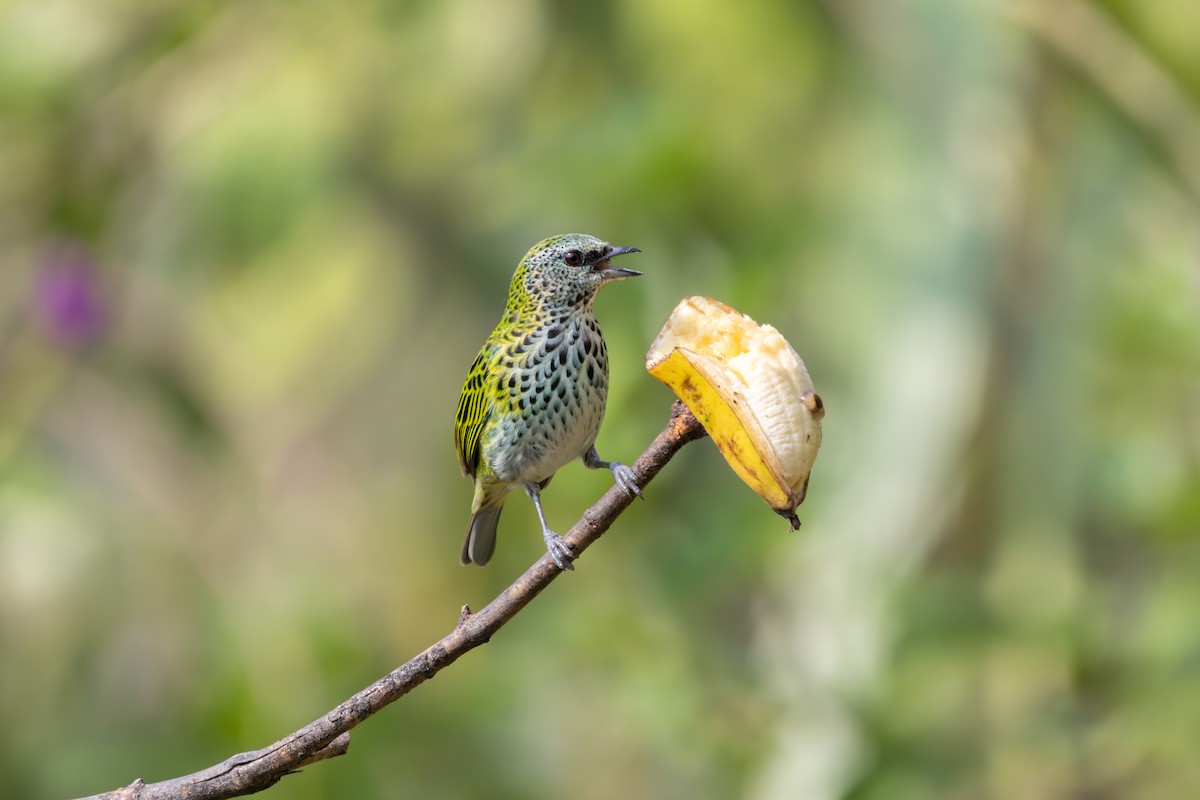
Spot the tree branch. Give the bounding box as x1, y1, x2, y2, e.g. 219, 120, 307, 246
79, 401, 707, 800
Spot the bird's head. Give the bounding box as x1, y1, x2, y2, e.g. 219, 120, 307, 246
512, 233, 641, 311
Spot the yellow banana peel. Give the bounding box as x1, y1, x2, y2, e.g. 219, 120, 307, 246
645, 296, 824, 529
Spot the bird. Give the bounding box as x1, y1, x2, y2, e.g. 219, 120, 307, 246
454, 233, 643, 570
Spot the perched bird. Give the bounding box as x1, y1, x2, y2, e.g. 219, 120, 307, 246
454, 233, 642, 570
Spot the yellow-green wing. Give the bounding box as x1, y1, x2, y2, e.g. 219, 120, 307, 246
454, 346, 494, 478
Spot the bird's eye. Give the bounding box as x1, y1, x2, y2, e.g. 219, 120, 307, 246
563, 250, 582, 266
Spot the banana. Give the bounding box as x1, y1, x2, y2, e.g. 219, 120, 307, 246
645, 296, 824, 529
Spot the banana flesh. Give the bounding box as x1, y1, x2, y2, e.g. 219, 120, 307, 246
645, 296, 824, 529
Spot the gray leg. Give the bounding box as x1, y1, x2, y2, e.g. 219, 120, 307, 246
583, 445, 642, 498
524, 481, 575, 570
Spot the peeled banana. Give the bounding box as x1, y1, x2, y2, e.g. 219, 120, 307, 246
645, 296, 824, 529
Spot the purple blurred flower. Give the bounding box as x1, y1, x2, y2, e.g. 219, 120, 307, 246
35, 243, 107, 348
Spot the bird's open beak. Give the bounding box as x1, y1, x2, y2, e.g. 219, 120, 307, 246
594, 245, 642, 280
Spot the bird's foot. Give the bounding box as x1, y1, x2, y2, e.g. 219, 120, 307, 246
584, 447, 642, 498
543, 529, 576, 571
610, 462, 643, 499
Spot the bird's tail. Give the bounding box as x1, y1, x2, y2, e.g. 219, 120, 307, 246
461, 501, 504, 566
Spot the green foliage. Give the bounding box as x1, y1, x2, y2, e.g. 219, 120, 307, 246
2, 1, 1199, 798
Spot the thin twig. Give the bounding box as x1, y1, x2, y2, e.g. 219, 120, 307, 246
78, 401, 707, 800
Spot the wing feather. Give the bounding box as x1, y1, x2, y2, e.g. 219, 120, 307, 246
454, 347, 494, 478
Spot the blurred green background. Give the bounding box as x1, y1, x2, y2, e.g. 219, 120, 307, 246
2, 1, 1199, 798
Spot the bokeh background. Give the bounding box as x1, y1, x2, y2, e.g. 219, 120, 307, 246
3, 1, 1199, 798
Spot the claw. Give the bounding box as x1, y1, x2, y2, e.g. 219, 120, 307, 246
584, 447, 642, 498
611, 462, 643, 499
544, 532, 575, 571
